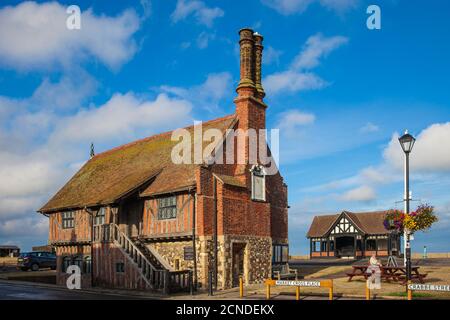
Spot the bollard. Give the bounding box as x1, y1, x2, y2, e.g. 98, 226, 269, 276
407, 281, 412, 300
296, 286, 300, 300
239, 276, 243, 298
266, 283, 271, 300
329, 285, 333, 301
366, 285, 370, 300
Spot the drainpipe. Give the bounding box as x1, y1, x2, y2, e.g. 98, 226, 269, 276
84, 206, 95, 287
213, 176, 218, 290
192, 192, 198, 290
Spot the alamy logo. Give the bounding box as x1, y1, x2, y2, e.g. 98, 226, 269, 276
171, 122, 280, 175
366, 5, 381, 30
66, 265, 81, 290
66, 5, 81, 30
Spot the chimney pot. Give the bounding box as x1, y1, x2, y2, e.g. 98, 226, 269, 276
237, 28, 256, 96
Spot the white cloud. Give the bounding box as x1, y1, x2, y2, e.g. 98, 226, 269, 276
291, 34, 348, 70
171, 0, 224, 27
340, 185, 376, 202
196, 31, 215, 49
265, 71, 328, 94
160, 72, 232, 112
383, 123, 450, 172
263, 33, 347, 95
0, 1, 140, 71
360, 122, 380, 133
50, 93, 192, 144
276, 109, 315, 133
264, 46, 283, 65
261, 0, 358, 15
0, 85, 195, 248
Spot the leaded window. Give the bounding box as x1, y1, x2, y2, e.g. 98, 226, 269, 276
94, 207, 106, 225
62, 211, 75, 229
62, 256, 71, 272
158, 196, 177, 220
84, 256, 92, 274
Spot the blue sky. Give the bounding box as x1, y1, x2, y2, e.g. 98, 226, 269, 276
0, 0, 449, 254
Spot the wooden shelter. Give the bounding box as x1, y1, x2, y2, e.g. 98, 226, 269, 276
307, 211, 401, 258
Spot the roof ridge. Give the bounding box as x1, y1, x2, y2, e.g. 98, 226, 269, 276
92, 113, 236, 160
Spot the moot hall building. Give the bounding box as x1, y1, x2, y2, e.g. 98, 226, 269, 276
39, 28, 289, 293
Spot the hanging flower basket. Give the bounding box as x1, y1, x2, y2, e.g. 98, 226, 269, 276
383, 204, 438, 233
383, 210, 405, 232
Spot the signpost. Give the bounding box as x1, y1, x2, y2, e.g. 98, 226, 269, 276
184, 246, 194, 261
407, 283, 450, 300
264, 279, 333, 300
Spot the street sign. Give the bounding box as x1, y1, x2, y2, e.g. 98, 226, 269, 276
184, 246, 194, 260
275, 280, 320, 287
408, 284, 450, 292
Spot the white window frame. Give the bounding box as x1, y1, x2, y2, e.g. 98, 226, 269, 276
250, 165, 266, 201
62, 211, 75, 229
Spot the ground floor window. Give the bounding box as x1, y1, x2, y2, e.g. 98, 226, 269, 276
272, 244, 288, 264
366, 239, 377, 251
116, 262, 125, 273
378, 238, 388, 250
356, 239, 362, 251
61, 255, 91, 273
62, 256, 71, 272
84, 256, 92, 273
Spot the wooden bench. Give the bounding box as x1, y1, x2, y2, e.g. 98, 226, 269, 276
272, 263, 299, 280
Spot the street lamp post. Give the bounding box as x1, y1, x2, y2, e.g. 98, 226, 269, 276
398, 130, 416, 282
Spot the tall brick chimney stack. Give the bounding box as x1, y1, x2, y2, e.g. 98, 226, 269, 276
235, 28, 267, 131
253, 32, 266, 100
234, 28, 268, 177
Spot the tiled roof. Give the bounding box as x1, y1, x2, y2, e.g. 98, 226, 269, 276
39, 115, 237, 213
213, 173, 246, 188
307, 211, 390, 238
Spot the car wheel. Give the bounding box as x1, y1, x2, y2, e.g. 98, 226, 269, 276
31, 263, 39, 271
21, 267, 28, 271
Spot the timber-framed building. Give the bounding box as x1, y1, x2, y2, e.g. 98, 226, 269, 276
307, 211, 401, 259
38, 28, 289, 293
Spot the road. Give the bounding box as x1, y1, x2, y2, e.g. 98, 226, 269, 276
0, 280, 149, 300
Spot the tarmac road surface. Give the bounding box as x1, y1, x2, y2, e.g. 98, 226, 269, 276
0, 280, 149, 300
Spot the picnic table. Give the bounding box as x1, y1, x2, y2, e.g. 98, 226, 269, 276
346, 265, 427, 284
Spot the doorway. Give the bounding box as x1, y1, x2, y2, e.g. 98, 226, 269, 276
232, 243, 246, 287
336, 236, 355, 257
119, 199, 143, 238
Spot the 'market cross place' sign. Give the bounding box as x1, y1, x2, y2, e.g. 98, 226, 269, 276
275, 280, 321, 287
408, 284, 450, 292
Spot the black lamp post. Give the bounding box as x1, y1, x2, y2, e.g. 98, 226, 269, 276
398, 130, 416, 282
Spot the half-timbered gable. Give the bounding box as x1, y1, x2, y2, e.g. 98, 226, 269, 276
307, 211, 401, 259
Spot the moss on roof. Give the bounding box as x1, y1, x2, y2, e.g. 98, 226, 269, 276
39, 115, 237, 213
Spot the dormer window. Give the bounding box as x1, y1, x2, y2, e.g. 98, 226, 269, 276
251, 165, 266, 201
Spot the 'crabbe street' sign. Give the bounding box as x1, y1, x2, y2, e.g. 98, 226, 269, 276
408, 284, 450, 292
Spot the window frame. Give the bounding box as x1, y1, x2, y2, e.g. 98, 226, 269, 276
251, 165, 266, 202
62, 256, 72, 272
272, 244, 289, 265
84, 256, 92, 274
157, 196, 177, 220
62, 211, 75, 229
94, 207, 106, 226
116, 262, 125, 273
